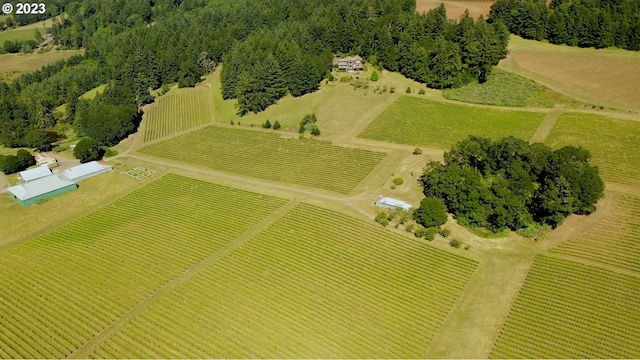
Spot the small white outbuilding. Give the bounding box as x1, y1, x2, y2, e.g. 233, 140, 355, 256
61, 161, 113, 182
375, 195, 413, 212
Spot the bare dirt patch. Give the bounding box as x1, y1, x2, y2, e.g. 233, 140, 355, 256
416, 0, 494, 20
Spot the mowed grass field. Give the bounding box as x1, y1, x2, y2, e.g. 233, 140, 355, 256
544, 112, 640, 188
0, 27, 43, 45
0, 50, 83, 81
491, 255, 640, 358
358, 96, 544, 148
550, 195, 640, 273
141, 126, 387, 194
143, 86, 214, 142
499, 35, 640, 110
92, 203, 478, 358
0, 174, 288, 358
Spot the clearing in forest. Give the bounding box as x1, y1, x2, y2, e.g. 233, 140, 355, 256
415, 0, 494, 19
550, 195, 640, 273
358, 96, 544, 149
544, 112, 640, 188
140, 126, 387, 194
499, 35, 640, 111
442, 69, 578, 108
92, 203, 478, 358
491, 255, 640, 359
0, 174, 288, 359
143, 87, 215, 142
0, 50, 83, 81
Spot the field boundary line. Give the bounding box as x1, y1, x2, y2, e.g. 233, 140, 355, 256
545, 253, 640, 279
68, 198, 301, 358
529, 109, 563, 143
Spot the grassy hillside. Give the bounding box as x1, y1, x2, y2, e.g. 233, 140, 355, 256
0, 50, 83, 82
358, 96, 545, 148
499, 35, 640, 111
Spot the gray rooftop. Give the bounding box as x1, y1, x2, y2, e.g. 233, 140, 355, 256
7, 174, 76, 201
61, 161, 112, 181
19, 164, 52, 182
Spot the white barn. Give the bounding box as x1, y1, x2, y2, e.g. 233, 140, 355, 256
18, 164, 53, 182
375, 195, 413, 212
61, 161, 113, 182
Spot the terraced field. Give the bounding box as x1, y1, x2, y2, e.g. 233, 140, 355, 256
141, 126, 387, 194
358, 96, 544, 148
0, 174, 288, 358
143, 88, 214, 142
491, 255, 640, 359
550, 195, 640, 273
544, 112, 640, 188
92, 203, 478, 358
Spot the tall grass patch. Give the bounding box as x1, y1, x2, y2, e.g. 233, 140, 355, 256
358, 96, 544, 148
544, 112, 640, 188
93, 203, 478, 358
442, 69, 573, 107
141, 126, 387, 194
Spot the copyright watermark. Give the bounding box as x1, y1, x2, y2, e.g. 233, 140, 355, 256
2, 3, 46, 14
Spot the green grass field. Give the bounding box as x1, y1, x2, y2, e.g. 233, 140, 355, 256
550, 195, 640, 273
0, 27, 43, 45
442, 69, 577, 108
0, 50, 83, 82
491, 255, 640, 358
0, 174, 288, 358
143, 87, 215, 142
544, 112, 640, 188
79, 84, 107, 100
358, 96, 545, 148
140, 126, 387, 194
92, 203, 478, 358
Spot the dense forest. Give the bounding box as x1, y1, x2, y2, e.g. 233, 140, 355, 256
489, 0, 640, 50
1, 0, 510, 149
420, 136, 604, 232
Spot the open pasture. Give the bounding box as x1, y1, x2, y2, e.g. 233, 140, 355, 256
93, 203, 478, 358
358, 96, 544, 148
143, 87, 214, 142
141, 126, 387, 194
0, 50, 83, 81
550, 195, 640, 273
500, 36, 640, 110
0, 27, 43, 45
416, 0, 493, 19
544, 112, 640, 188
491, 255, 640, 358
0, 174, 288, 358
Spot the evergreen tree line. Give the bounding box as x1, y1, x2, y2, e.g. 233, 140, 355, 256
1, 0, 510, 149
489, 0, 640, 50
420, 136, 604, 232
